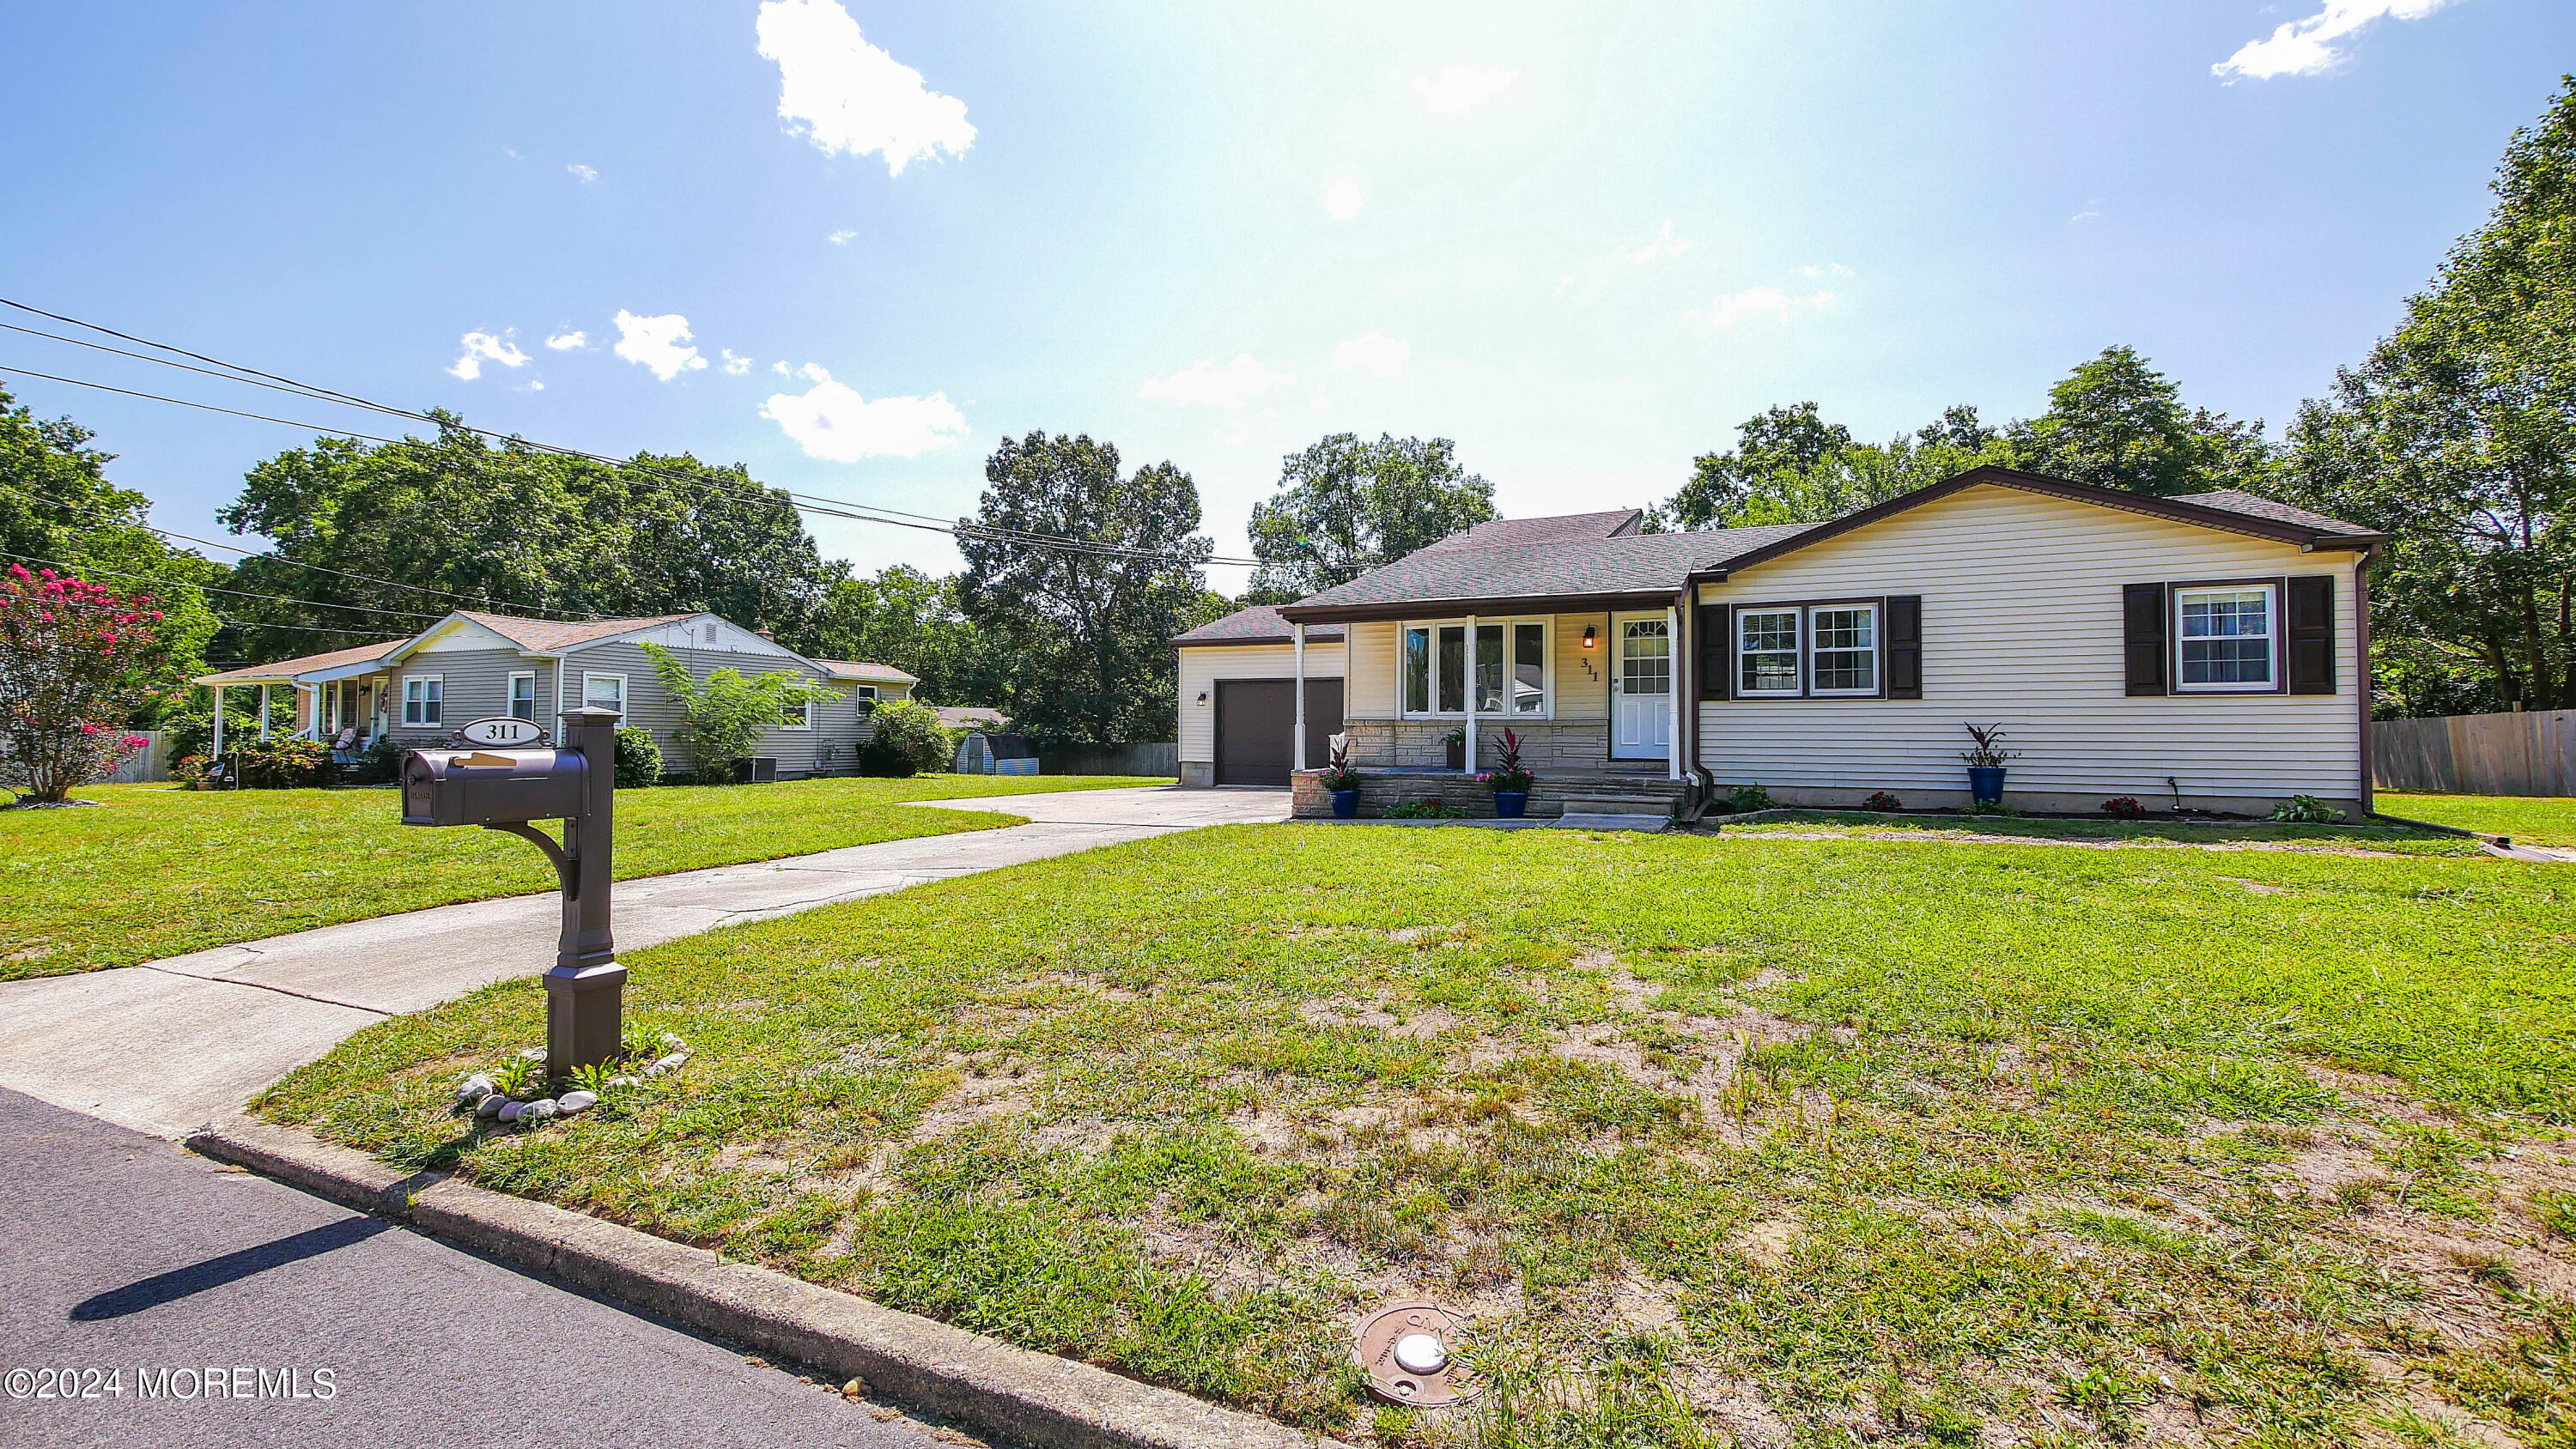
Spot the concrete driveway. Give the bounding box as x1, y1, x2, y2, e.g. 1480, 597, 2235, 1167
0, 786, 1287, 1138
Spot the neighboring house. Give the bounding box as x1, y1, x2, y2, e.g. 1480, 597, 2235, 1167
1172, 604, 1346, 786
1182, 467, 2380, 817
191, 609, 918, 779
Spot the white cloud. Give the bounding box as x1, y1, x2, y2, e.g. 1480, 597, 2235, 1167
1631, 221, 1690, 265
1321, 171, 1369, 222
2069, 201, 2103, 223
828, 228, 859, 245
2213, 0, 2460, 81
502, 146, 521, 160
567, 163, 598, 183
544, 330, 588, 351
1309, 386, 1330, 413
1413, 64, 1520, 117
1330, 332, 1410, 379
611, 311, 710, 381
447, 330, 530, 381
1798, 262, 1853, 279
756, 0, 974, 176
773, 361, 793, 375
721, 349, 755, 376
1685, 285, 1839, 331
761, 367, 969, 460
1138, 354, 1294, 411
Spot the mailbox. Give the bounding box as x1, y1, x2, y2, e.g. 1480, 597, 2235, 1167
401, 747, 588, 827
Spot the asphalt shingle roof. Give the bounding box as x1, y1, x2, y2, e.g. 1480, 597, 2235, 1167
811, 659, 920, 685
1419, 508, 1646, 552
1284, 521, 1815, 615
449, 609, 700, 652
1172, 603, 1346, 646
193, 640, 409, 686
2172, 489, 2376, 539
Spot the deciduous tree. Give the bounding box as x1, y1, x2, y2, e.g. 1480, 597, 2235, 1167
0, 565, 158, 803
1245, 433, 1498, 601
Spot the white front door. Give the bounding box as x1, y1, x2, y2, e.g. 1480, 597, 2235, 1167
1612, 615, 1671, 758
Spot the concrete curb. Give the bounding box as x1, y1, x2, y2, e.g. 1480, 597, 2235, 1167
187, 1114, 1336, 1449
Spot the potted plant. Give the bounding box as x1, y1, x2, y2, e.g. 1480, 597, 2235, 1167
1442, 724, 1466, 771
1479, 727, 1534, 818
1316, 732, 1363, 818
1959, 722, 2018, 806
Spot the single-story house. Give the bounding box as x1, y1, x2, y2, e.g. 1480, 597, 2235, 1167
1174, 467, 2384, 819
191, 609, 920, 778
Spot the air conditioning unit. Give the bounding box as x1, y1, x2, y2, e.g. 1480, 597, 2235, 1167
731, 756, 780, 785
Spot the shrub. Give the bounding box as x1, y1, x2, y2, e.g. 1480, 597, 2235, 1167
231, 737, 333, 789
1860, 791, 1903, 811
637, 642, 828, 775
612, 726, 662, 788
858, 699, 954, 777
2271, 794, 2346, 824
1718, 784, 1771, 814
1961, 800, 2021, 818
170, 753, 211, 788
1386, 797, 1469, 820
2102, 796, 2147, 819
0, 565, 161, 803
349, 735, 406, 786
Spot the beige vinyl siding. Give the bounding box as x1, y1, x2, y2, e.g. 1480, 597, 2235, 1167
1696, 482, 2365, 805
1554, 611, 1612, 720
1346, 623, 1399, 718
1176, 641, 1346, 765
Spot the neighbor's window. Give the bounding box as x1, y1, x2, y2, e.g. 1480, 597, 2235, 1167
2177, 585, 2275, 690
507, 672, 536, 721
1810, 605, 1878, 694
583, 672, 626, 716
1738, 610, 1801, 695
403, 676, 442, 726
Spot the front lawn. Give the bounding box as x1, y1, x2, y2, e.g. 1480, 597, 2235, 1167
1722, 810, 2484, 857
264, 826, 2576, 1447
2381, 791, 2576, 849
0, 775, 1170, 981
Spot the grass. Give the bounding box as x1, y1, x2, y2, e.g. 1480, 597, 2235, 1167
1722, 809, 2488, 857
2381, 791, 2576, 849
264, 824, 2576, 1446
0, 774, 1170, 980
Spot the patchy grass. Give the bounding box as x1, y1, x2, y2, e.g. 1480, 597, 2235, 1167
264, 826, 2576, 1446
1722, 809, 2485, 857
2382, 791, 2576, 849
0, 775, 1170, 980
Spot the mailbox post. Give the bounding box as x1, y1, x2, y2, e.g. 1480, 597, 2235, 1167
398, 704, 625, 1078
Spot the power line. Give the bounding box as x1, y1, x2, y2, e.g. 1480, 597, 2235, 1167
0, 297, 1264, 567
0, 548, 459, 626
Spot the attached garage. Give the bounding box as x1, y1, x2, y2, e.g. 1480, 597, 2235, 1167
1173, 606, 1346, 789
1214, 678, 1345, 786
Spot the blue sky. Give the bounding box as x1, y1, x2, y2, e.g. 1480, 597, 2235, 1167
4, 1, 2567, 592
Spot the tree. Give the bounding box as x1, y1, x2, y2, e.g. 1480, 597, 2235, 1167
1656, 403, 2010, 529
636, 642, 830, 776
2279, 79, 2576, 713
0, 565, 158, 803
805, 565, 1007, 707
2004, 345, 2275, 497
956, 432, 1215, 744
857, 699, 954, 777
1245, 433, 1498, 601
1659, 403, 1856, 530
0, 385, 220, 694
220, 416, 840, 658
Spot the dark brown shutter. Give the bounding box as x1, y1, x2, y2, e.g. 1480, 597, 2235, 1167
1697, 603, 1728, 700
1884, 595, 1921, 699
2123, 583, 2169, 695
2287, 575, 2335, 694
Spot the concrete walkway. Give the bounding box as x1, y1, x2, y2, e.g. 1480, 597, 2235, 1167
0, 786, 1287, 1139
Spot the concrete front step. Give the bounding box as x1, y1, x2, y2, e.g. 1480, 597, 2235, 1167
1291, 769, 1688, 820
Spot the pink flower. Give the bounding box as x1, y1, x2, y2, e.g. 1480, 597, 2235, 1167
122, 734, 148, 749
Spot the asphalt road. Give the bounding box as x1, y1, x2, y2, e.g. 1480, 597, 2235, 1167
0, 1088, 960, 1448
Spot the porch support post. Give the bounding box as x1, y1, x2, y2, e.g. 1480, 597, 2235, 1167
1665, 604, 1681, 781
258, 684, 271, 740
1462, 613, 1479, 773
1292, 621, 1308, 772
211, 684, 225, 758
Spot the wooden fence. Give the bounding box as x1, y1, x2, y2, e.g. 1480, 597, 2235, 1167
2373, 710, 2575, 797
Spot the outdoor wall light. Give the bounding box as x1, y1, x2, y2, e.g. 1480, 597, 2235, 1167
1195, 690, 1209, 704
1581, 625, 1598, 650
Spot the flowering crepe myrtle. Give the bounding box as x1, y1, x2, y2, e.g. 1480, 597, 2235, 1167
0, 563, 165, 803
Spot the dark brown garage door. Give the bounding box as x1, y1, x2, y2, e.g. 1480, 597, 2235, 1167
1214, 678, 1344, 786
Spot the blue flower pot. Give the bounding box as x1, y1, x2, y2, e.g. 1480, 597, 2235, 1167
1331, 789, 1360, 819
1493, 791, 1528, 819
1967, 767, 2006, 805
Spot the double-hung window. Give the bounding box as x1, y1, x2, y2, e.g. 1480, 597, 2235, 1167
402, 676, 442, 726
2175, 585, 2275, 691
507, 672, 537, 721
1401, 619, 1548, 716
583, 672, 627, 717
1737, 610, 1801, 695
782, 695, 814, 731
1810, 605, 1878, 694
